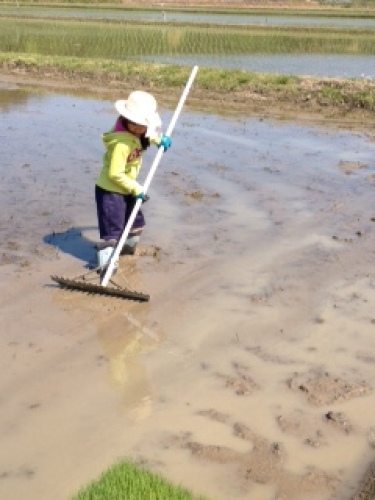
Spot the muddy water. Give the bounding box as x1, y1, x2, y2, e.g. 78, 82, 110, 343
0, 83, 375, 500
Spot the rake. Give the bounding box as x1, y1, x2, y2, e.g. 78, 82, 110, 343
52, 65, 199, 301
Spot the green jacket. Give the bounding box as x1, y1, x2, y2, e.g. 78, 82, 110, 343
96, 131, 158, 196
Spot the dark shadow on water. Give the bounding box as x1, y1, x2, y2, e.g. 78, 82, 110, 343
44, 227, 97, 268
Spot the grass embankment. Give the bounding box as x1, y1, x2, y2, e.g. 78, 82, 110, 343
1, 52, 374, 115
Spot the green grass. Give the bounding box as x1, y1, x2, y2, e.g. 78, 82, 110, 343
0, 51, 298, 90
72, 460, 208, 500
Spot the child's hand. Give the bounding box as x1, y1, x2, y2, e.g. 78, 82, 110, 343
135, 192, 150, 203
158, 134, 172, 151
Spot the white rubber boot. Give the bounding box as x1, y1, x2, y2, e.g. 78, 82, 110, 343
96, 240, 118, 273
120, 234, 141, 255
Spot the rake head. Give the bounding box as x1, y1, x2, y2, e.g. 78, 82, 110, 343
51, 275, 150, 302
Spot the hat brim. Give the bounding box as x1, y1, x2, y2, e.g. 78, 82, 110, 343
115, 99, 148, 127
145, 113, 162, 138
115, 99, 161, 137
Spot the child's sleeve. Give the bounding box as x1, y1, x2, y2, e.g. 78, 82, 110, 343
149, 133, 162, 146
108, 143, 143, 195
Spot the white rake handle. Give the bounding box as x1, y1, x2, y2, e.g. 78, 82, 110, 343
101, 65, 199, 287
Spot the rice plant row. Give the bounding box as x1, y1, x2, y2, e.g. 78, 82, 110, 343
1, 18, 374, 59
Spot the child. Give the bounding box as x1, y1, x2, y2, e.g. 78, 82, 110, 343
95, 90, 171, 269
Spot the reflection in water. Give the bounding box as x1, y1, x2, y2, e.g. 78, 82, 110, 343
139, 53, 375, 79
0, 88, 33, 112
96, 313, 160, 421
0, 86, 51, 114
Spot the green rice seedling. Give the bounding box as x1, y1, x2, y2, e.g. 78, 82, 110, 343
1, 17, 375, 60
72, 460, 208, 500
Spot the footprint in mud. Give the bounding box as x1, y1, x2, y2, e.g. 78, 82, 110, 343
356, 351, 375, 364
244, 345, 299, 366
276, 409, 328, 448
215, 361, 260, 396
0, 466, 36, 481
276, 408, 355, 450
136, 244, 161, 256
324, 411, 354, 435
27, 402, 41, 410
163, 409, 338, 500
337, 160, 369, 176
367, 427, 375, 446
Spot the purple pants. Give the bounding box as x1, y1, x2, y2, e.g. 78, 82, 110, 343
95, 185, 145, 241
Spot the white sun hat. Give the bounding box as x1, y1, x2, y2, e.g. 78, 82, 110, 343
115, 91, 161, 137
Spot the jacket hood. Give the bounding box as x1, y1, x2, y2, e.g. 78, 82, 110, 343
102, 131, 140, 151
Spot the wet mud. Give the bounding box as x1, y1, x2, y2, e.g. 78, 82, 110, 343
0, 78, 375, 500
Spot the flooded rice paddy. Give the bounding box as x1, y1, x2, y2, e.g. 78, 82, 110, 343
0, 83, 375, 500
1, 7, 375, 79
139, 53, 375, 79
1, 6, 375, 29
